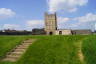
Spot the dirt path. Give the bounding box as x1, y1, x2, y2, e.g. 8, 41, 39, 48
2, 39, 36, 62
78, 41, 84, 63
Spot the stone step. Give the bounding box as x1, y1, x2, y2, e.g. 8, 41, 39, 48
23, 40, 32, 43
3, 58, 17, 62
10, 51, 23, 55
7, 53, 21, 56
16, 46, 28, 49
6, 55, 20, 58
22, 43, 32, 45
3, 55, 20, 62
2, 39, 36, 62
18, 44, 30, 47
9, 52, 23, 56
14, 49, 25, 52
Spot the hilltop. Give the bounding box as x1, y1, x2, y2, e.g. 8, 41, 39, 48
0, 35, 95, 64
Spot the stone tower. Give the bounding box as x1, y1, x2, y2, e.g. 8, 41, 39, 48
44, 13, 57, 35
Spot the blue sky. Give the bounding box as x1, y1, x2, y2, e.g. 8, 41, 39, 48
0, 0, 96, 31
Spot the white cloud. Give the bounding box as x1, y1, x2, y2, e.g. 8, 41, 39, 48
3, 24, 19, 29
47, 0, 88, 13
72, 13, 96, 30
58, 17, 71, 28
57, 13, 96, 30
58, 17, 70, 23
0, 8, 16, 19
74, 13, 96, 22
26, 20, 44, 29
62, 13, 96, 24
25, 13, 96, 30
70, 13, 96, 28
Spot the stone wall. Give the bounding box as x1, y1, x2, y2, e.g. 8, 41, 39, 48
44, 13, 57, 35
55, 30, 72, 35
72, 30, 92, 35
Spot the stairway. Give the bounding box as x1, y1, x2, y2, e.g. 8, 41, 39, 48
2, 39, 36, 62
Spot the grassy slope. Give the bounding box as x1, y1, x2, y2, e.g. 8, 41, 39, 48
82, 35, 96, 64
0, 35, 96, 64
17, 35, 85, 64
0, 36, 27, 60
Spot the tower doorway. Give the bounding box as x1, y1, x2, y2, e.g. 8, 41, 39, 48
49, 32, 53, 35
59, 31, 62, 35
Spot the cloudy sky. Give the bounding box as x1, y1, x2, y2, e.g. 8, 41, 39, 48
0, 0, 96, 31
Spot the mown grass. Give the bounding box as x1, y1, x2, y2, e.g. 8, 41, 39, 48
0, 36, 28, 59
16, 35, 85, 64
82, 35, 96, 64
0, 35, 96, 64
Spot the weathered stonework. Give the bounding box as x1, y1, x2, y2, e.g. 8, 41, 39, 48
44, 13, 57, 35
44, 13, 92, 35
55, 30, 72, 35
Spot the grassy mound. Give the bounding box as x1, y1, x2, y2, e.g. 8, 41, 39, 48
82, 35, 96, 64
0, 35, 96, 64
0, 36, 27, 59
16, 35, 84, 64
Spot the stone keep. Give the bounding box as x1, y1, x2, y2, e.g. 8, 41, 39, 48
44, 13, 57, 35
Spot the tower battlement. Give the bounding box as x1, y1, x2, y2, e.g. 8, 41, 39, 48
44, 12, 57, 35
44, 12, 91, 35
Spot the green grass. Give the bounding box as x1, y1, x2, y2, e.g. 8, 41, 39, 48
0, 36, 27, 59
17, 35, 85, 64
82, 35, 96, 64
0, 35, 96, 64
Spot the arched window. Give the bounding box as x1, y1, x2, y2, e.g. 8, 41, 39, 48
49, 32, 53, 35
59, 31, 62, 35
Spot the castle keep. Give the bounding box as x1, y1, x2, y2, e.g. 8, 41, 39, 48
44, 13, 92, 35
44, 13, 72, 35
45, 13, 57, 35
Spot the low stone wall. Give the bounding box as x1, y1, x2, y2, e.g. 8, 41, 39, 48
55, 30, 72, 35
